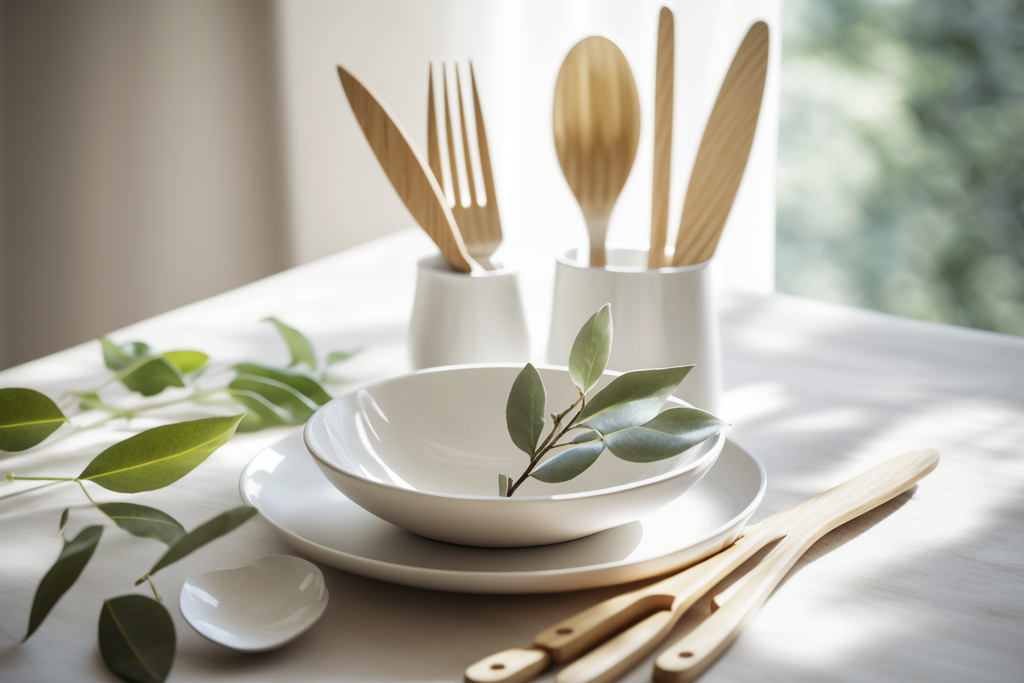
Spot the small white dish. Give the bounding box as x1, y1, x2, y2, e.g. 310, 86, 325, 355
178, 554, 328, 652
239, 432, 765, 594
302, 364, 726, 547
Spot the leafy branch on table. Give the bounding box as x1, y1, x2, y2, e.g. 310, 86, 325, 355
501, 304, 729, 497
0, 317, 360, 683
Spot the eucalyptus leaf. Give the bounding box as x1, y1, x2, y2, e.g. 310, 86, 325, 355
228, 389, 292, 432
145, 506, 258, 579
98, 503, 186, 545
98, 595, 175, 683
265, 317, 317, 369
25, 525, 103, 640
78, 392, 102, 411
161, 351, 208, 375
78, 415, 244, 493
57, 509, 69, 537
530, 439, 605, 483
0, 387, 69, 451
498, 473, 511, 497
326, 349, 362, 366
232, 362, 332, 405
506, 363, 547, 457
577, 366, 694, 435
568, 304, 612, 394
228, 374, 317, 423
101, 338, 152, 371
120, 357, 186, 397
603, 407, 729, 463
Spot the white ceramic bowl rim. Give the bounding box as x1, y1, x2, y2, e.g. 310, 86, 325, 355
556, 246, 711, 274
303, 363, 727, 504
241, 437, 767, 580
418, 253, 518, 278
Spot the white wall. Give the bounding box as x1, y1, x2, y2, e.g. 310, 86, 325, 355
275, 0, 780, 292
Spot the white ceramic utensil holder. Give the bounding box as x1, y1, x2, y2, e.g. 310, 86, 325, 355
409, 254, 530, 369
547, 248, 722, 414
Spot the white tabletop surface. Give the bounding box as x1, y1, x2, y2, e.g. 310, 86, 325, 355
2, 229, 1023, 683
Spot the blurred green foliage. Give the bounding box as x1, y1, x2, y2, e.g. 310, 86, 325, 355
777, 0, 1024, 335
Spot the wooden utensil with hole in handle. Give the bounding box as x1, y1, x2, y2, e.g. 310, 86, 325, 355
464, 448, 939, 683
337, 65, 476, 273
649, 6, 675, 269
553, 36, 641, 267
671, 21, 769, 267
427, 60, 502, 270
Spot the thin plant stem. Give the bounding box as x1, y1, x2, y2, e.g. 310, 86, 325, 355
507, 394, 587, 497
146, 575, 162, 603
6, 475, 75, 482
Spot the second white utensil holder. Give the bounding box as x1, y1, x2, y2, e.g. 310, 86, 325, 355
409, 254, 530, 369
547, 248, 722, 415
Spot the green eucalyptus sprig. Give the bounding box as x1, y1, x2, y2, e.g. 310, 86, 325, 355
0, 316, 361, 683
501, 304, 729, 497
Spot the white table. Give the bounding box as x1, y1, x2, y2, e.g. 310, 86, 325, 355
2, 229, 1022, 682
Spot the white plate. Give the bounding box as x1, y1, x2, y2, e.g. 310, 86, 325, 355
239, 433, 765, 594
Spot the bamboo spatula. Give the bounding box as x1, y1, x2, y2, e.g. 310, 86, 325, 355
337, 66, 475, 273
649, 6, 675, 268
465, 447, 939, 683
671, 21, 769, 267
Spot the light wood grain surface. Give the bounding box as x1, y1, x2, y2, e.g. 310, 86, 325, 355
1, 229, 1022, 683
338, 66, 475, 272
553, 37, 641, 267
672, 22, 769, 267
649, 6, 675, 269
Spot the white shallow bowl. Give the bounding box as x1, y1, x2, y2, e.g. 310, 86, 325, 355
178, 555, 328, 652
303, 364, 726, 547
239, 433, 766, 594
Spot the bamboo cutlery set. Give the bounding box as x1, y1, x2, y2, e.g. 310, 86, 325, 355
338, 11, 769, 274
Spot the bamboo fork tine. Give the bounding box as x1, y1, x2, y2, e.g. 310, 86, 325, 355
470, 61, 498, 211
442, 63, 462, 209
455, 62, 479, 205
427, 63, 444, 190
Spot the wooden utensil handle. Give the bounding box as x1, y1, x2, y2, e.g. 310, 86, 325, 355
465, 648, 551, 683
653, 538, 804, 682
556, 610, 675, 683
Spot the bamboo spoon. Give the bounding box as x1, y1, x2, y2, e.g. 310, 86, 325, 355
465, 448, 939, 683
337, 65, 475, 273
671, 21, 769, 267
649, 7, 675, 268
553, 37, 641, 267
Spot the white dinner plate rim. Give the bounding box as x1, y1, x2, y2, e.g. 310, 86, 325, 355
239, 432, 766, 587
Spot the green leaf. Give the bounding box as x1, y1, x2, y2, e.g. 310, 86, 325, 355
0, 387, 69, 451
506, 363, 547, 457
98, 595, 175, 683
228, 390, 292, 432
568, 304, 613, 394
498, 473, 511, 497
265, 317, 317, 369
530, 438, 605, 483
228, 374, 318, 423
577, 366, 694, 435
603, 407, 729, 463
120, 357, 186, 397
101, 338, 152, 371
78, 415, 244, 493
326, 349, 362, 366
231, 362, 332, 406
145, 506, 258, 578
57, 509, 69, 537
160, 351, 208, 375
98, 503, 186, 545
25, 526, 103, 640
78, 392, 102, 411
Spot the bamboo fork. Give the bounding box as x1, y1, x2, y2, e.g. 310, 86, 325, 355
427, 60, 502, 270
465, 448, 939, 683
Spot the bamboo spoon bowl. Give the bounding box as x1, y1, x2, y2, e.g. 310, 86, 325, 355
554, 37, 641, 267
